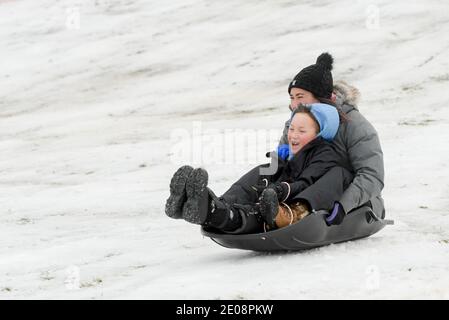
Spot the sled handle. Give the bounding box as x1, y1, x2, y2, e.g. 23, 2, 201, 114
366, 209, 394, 225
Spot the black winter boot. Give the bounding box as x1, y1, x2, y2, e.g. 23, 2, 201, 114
165, 165, 194, 219
182, 168, 210, 224
224, 203, 264, 234
181, 169, 262, 234
205, 192, 243, 232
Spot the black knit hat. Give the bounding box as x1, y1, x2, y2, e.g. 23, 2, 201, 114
288, 52, 334, 99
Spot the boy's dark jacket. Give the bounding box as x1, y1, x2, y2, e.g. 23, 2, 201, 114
268, 137, 351, 200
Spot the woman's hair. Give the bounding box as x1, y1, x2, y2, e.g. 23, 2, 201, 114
290, 105, 320, 133
317, 97, 349, 123
317, 97, 336, 107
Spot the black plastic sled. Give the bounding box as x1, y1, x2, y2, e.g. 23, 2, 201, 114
201, 206, 394, 252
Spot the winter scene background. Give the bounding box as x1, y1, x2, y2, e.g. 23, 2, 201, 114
1, 0, 449, 299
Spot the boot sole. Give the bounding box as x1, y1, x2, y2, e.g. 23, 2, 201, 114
165, 165, 194, 219
182, 168, 209, 224
260, 188, 279, 228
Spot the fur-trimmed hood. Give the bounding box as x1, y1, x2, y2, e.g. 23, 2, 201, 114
334, 80, 361, 110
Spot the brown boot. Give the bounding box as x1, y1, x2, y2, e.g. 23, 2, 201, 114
274, 202, 309, 228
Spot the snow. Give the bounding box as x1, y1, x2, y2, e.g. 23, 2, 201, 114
1, 0, 449, 299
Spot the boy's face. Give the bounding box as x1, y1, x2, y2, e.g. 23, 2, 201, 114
288, 112, 319, 155
289, 88, 319, 110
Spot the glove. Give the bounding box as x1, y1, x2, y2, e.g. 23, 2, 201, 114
268, 182, 290, 202
251, 178, 269, 198
326, 202, 345, 225
277, 144, 290, 161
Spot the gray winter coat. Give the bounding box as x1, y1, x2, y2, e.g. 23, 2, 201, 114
278, 80, 385, 215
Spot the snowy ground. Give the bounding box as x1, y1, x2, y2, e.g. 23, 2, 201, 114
1, 0, 449, 299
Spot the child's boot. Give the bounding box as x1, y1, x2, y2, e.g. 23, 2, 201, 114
165, 165, 194, 219
275, 202, 309, 228
182, 168, 210, 224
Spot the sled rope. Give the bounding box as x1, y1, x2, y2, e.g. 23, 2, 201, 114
281, 202, 294, 225
281, 182, 291, 202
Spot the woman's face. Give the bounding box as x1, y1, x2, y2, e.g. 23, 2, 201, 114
287, 112, 319, 155
289, 88, 319, 110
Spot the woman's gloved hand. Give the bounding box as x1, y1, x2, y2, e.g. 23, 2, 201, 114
326, 202, 345, 225
267, 182, 290, 202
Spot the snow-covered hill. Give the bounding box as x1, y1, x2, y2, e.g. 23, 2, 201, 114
1, 0, 449, 299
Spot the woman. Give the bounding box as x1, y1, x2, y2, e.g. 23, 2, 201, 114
221, 52, 385, 226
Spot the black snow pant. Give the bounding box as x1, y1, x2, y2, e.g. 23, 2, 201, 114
217, 164, 269, 234
219, 165, 353, 234
219, 164, 385, 234
294, 167, 385, 218
292, 166, 353, 211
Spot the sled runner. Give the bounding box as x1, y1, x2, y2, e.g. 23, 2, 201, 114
201, 205, 394, 252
